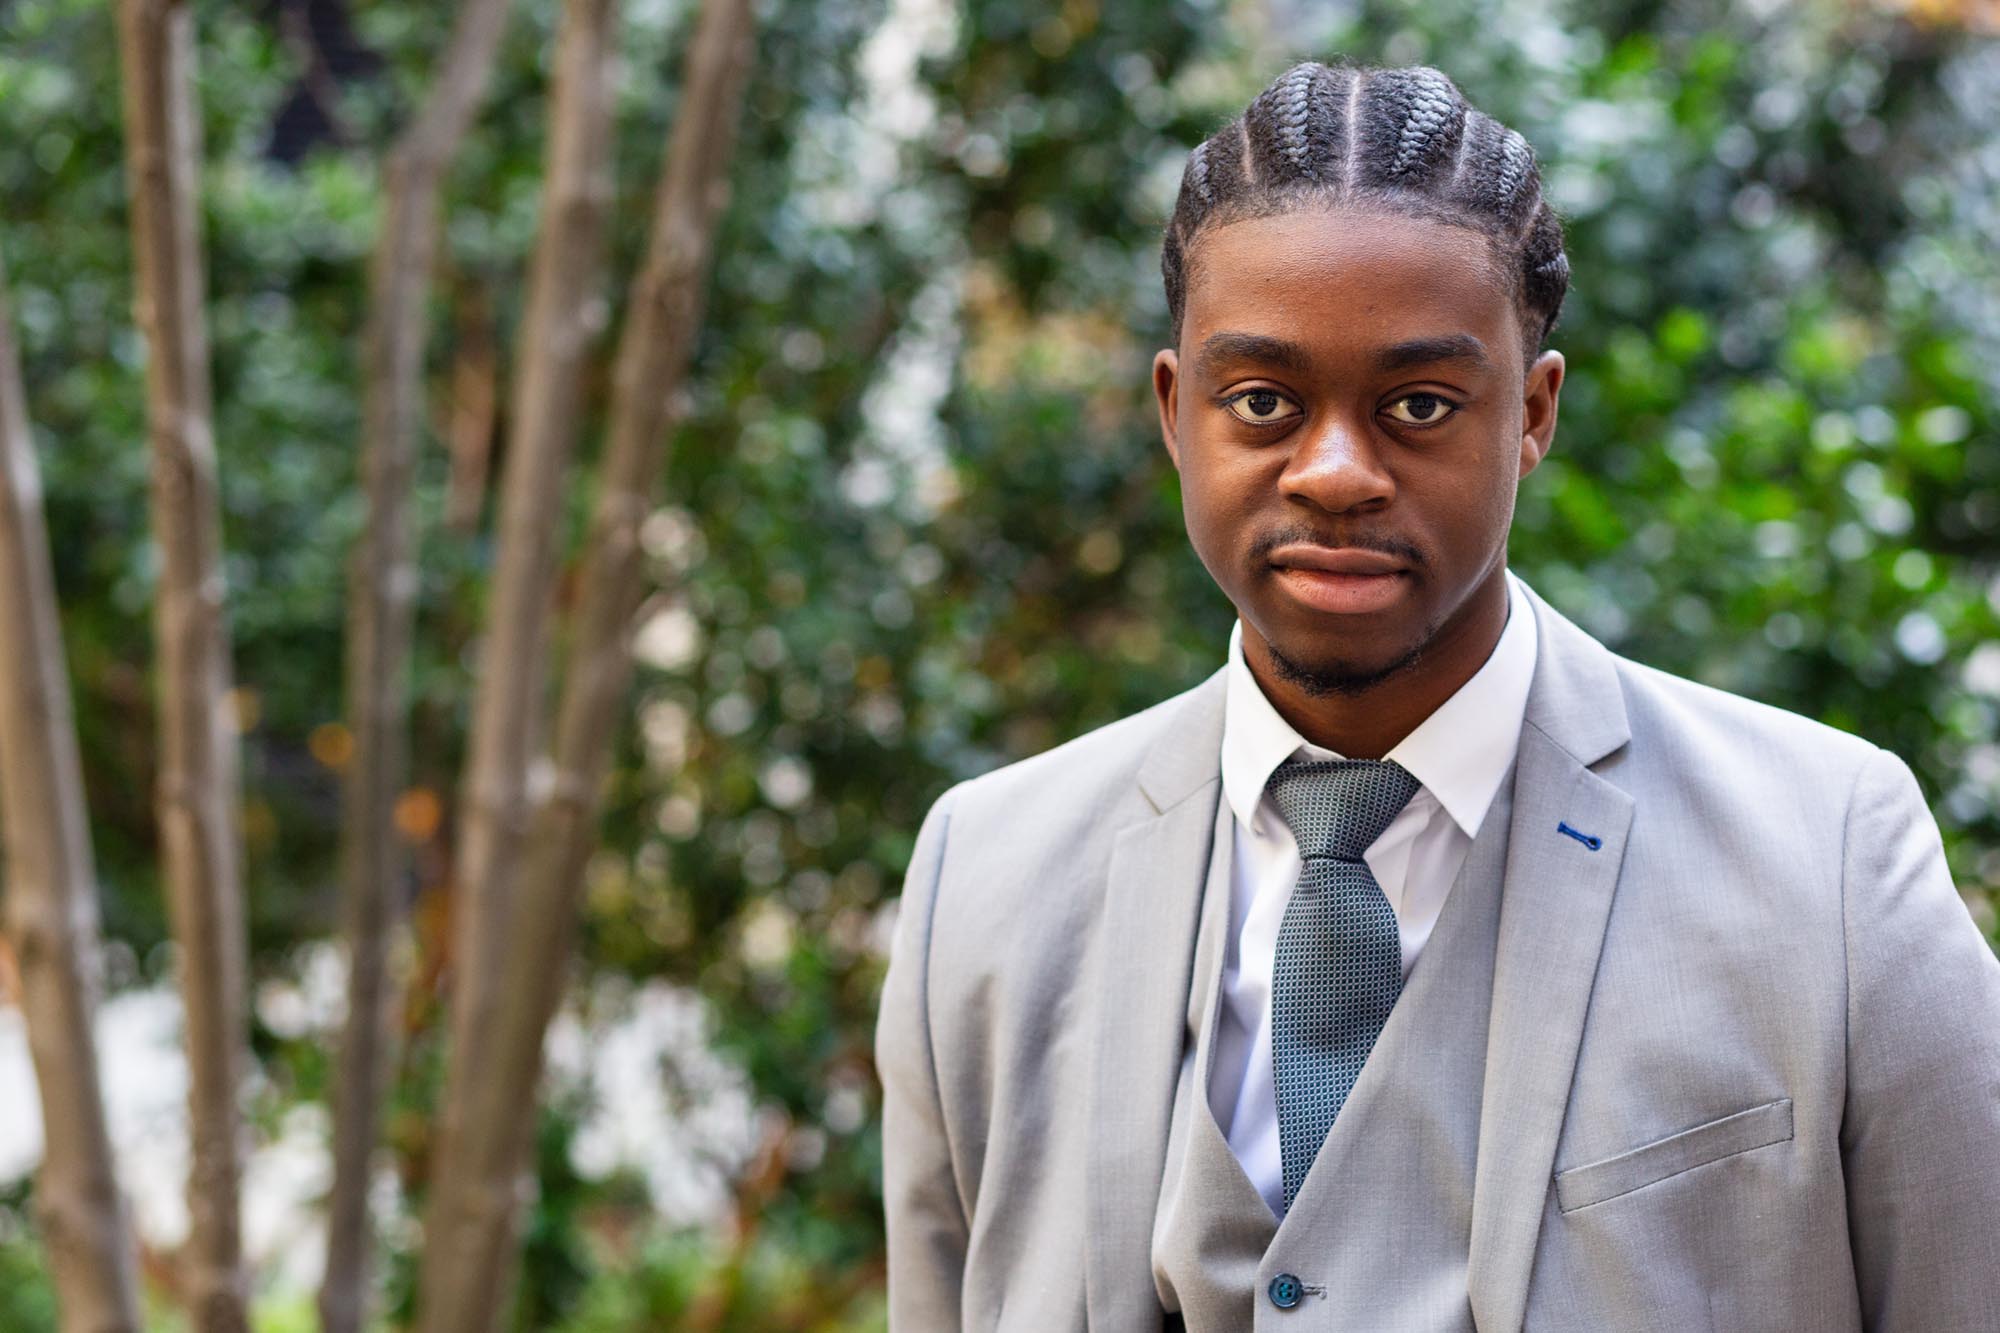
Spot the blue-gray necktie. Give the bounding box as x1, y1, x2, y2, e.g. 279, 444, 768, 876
1267, 755, 1422, 1213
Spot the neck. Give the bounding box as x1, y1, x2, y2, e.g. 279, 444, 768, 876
1242, 566, 1511, 760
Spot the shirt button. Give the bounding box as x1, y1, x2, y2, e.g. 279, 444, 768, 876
1268, 1273, 1304, 1309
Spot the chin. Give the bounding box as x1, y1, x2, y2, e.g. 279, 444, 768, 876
1262, 633, 1428, 699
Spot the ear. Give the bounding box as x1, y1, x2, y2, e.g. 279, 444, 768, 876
1518, 348, 1564, 478
1153, 347, 1183, 471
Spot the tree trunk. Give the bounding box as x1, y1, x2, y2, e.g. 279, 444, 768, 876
416, 1, 754, 1326
0, 244, 146, 1333
415, 0, 624, 1326
319, 3, 513, 1330
443, 285, 500, 536
112, 3, 250, 1329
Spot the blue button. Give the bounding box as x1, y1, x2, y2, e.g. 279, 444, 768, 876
1268, 1273, 1303, 1309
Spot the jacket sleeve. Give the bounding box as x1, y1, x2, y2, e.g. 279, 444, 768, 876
876, 785, 967, 1331
1840, 745, 2000, 1329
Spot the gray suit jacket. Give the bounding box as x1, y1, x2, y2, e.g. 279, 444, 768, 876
876, 579, 2000, 1330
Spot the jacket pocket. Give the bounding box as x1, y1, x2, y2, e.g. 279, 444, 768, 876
1554, 1097, 1794, 1214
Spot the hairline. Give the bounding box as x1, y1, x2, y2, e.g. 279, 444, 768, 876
1170, 194, 1547, 371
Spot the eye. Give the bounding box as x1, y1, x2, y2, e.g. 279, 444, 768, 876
1382, 392, 1460, 427
1222, 388, 1301, 426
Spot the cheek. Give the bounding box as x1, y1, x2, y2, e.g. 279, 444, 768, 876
1176, 444, 1261, 571
1450, 448, 1515, 504
1434, 445, 1522, 543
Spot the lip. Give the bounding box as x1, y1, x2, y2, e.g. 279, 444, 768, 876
1266, 544, 1408, 576
1266, 546, 1410, 615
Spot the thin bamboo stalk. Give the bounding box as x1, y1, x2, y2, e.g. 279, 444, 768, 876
112, 2, 249, 1327
0, 237, 146, 1333
416, 0, 756, 1318
319, 3, 514, 1329
414, 0, 625, 1326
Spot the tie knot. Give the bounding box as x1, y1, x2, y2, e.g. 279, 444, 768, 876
1265, 756, 1421, 861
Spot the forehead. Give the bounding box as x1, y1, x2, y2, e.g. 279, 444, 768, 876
1180, 208, 1517, 365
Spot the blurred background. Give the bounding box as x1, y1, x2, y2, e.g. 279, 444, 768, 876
1, 0, 1997, 1327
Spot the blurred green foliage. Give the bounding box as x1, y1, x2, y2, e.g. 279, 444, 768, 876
0, 0, 1996, 1326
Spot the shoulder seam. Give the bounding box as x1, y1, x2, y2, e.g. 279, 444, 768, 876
914, 785, 968, 1219
1838, 743, 1888, 1124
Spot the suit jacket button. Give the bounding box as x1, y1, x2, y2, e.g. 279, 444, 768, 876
1268, 1273, 1304, 1309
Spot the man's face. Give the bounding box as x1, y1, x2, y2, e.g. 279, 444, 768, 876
1153, 207, 1563, 696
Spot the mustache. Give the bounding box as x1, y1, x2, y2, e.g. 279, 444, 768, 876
1247, 525, 1425, 568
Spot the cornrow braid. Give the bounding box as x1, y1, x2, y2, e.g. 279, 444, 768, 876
1187, 140, 1213, 204
1160, 58, 1568, 366
1364, 66, 1467, 185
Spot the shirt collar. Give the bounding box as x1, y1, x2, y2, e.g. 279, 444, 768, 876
1220, 567, 1540, 841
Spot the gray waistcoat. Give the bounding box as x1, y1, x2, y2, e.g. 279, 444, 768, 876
1151, 769, 1517, 1331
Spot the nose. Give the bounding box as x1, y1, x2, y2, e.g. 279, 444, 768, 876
1277, 411, 1394, 515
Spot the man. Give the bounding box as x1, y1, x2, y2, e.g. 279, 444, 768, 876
875, 58, 2000, 1330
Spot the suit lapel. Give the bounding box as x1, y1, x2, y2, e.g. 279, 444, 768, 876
1467, 581, 1637, 1332
1085, 669, 1228, 1329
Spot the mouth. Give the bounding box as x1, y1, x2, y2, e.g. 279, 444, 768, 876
1266, 544, 1410, 615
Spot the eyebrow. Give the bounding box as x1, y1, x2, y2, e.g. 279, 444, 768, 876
1193, 332, 1311, 380
1374, 333, 1492, 373
1192, 330, 1492, 379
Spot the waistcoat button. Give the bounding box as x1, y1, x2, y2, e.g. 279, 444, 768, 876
1268, 1273, 1304, 1309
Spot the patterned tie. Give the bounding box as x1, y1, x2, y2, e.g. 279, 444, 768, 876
1266, 755, 1422, 1213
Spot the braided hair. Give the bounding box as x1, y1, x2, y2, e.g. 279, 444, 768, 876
1162, 60, 1569, 368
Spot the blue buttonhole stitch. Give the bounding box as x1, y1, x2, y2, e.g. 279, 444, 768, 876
1557, 821, 1602, 851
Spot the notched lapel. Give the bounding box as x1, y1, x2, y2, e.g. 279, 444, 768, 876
1467, 738, 1635, 1331
1084, 672, 1227, 1330
1468, 581, 1638, 1332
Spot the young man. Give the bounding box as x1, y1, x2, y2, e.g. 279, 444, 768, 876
876, 60, 2000, 1330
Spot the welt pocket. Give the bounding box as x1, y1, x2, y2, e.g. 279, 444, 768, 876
1554, 1097, 1794, 1214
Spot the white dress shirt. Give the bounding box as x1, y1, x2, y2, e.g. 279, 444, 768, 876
1207, 567, 1539, 1216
